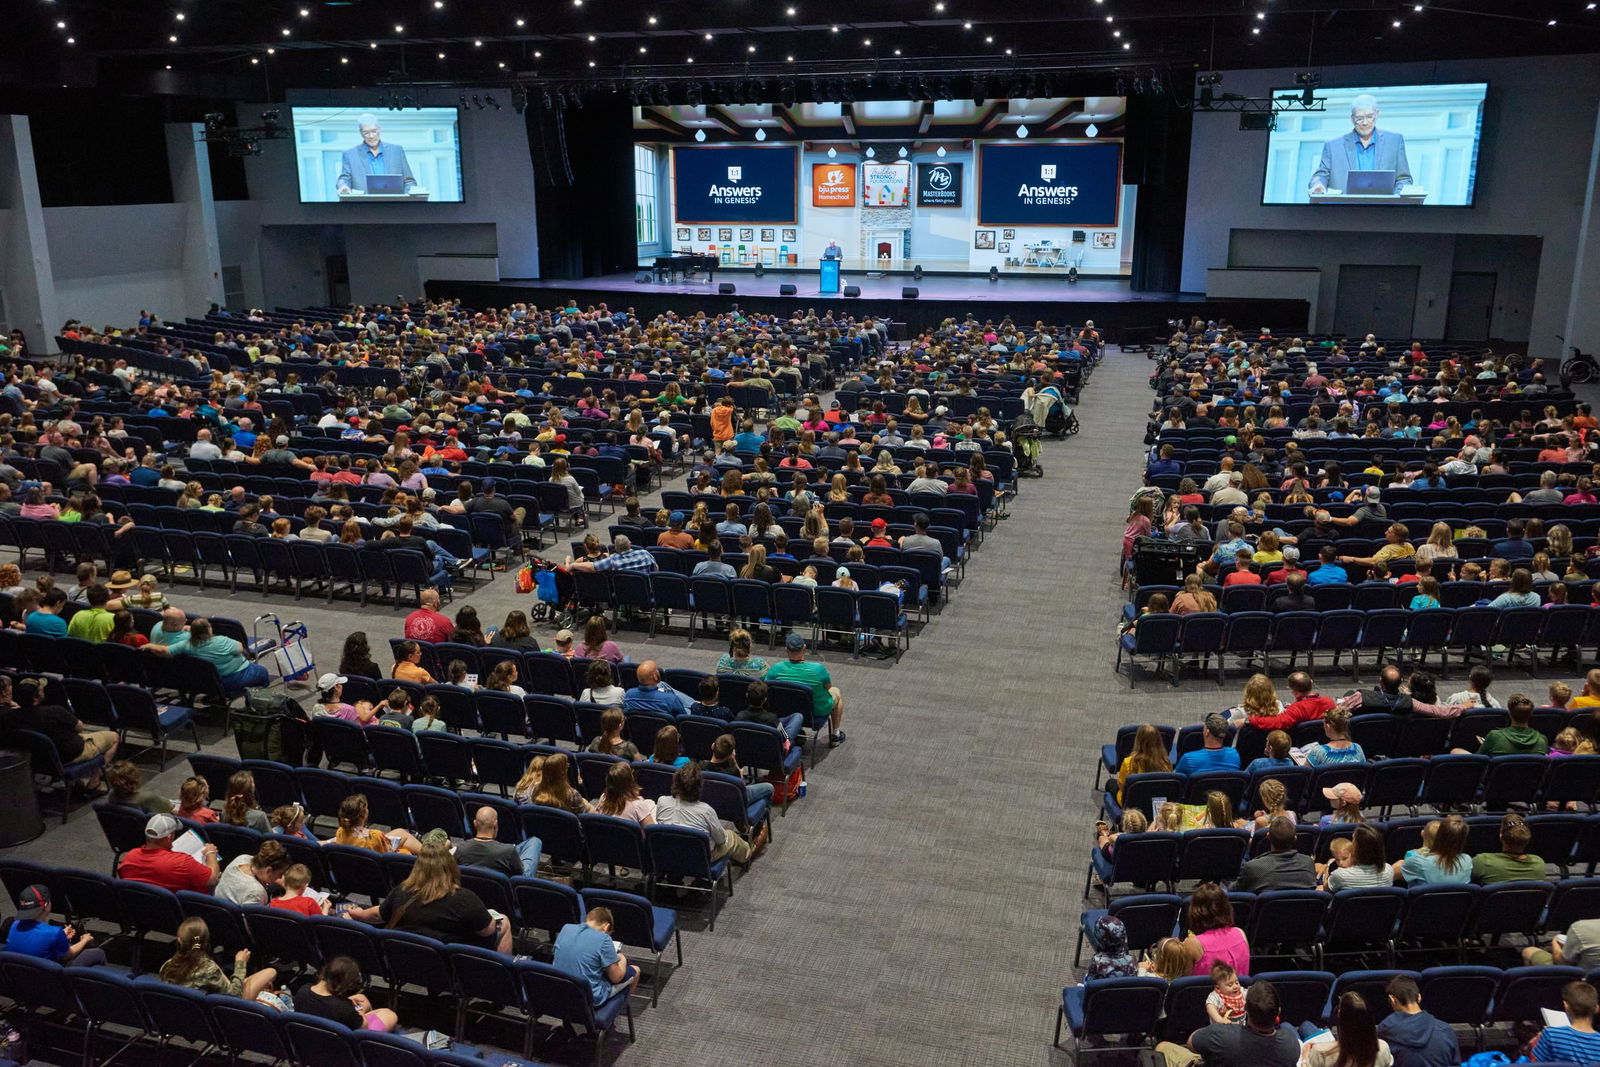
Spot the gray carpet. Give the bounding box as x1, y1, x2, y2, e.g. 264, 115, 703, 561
7, 350, 1589, 1066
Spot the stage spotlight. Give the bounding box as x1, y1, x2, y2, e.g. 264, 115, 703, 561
1294, 70, 1319, 107
912, 264, 924, 281
1067, 266, 1079, 284
988, 266, 999, 283
754, 263, 765, 277
204, 112, 227, 134
1195, 71, 1222, 106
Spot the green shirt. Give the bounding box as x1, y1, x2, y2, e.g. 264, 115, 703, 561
1472, 851, 1545, 884
66, 607, 115, 642
1478, 725, 1550, 756
764, 659, 834, 718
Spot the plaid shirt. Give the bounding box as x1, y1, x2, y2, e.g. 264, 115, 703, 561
594, 548, 658, 573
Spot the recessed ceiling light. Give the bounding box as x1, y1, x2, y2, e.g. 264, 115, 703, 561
1004, 47, 1012, 54
588, 59, 596, 66
515, 17, 525, 25
984, 34, 993, 42
281, 27, 291, 36
647, 14, 657, 23
686, 55, 694, 62
963, 21, 972, 28
786, 5, 796, 12
165, 64, 171, 69
498, 61, 506, 67
300, 6, 309, 15
934, 0, 944, 9
704, 32, 713, 39
433, 0, 443, 8
863, 37, 871, 45
474, 39, 481, 46
1105, 14, 1113, 21
1252, 26, 1260, 33
1122, 41, 1130, 48
438, 51, 446, 58
56, 19, 66, 27
1392, 18, 1402, 26
341, 56, 349, 63
1413, 3, 1422, 9
1548, 17, 1557, 24
830, 24, 839, 32
394, 23, 404, 32
266, 46, 275, 53
1112, 29, 1120, 36
747, 44, 755, 52
573, 0, 582, 5
533, 49, 542, 56
639, 45, 646, 52
786, 54, 794, 61
172, 12, 182, 20
170, 33, 179, 41
369, 41, 377, 48
1256, 11, 1266, 19
587, 34, 596, 40
251, 56, 258, 63
894, 48, 901, 55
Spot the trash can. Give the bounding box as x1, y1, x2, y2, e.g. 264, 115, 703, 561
0, 750, 45, 847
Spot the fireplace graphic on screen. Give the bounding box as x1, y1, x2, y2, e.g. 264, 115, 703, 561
865, 229, 908, 267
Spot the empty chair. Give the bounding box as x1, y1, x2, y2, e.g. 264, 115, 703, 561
1054, 975, 1167, 1055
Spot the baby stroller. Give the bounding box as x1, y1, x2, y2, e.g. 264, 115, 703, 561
1012, 417, 1045, 477
1027, 383, 1077, 440
530, 559, 579, 629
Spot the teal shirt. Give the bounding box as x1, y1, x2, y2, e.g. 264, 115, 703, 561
179, 635, 250, 677
764, 659, 834, 717
148, 624, 190, 651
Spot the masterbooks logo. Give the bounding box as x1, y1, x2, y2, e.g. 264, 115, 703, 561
811, 162, 857, 206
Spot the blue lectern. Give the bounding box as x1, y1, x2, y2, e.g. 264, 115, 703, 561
819, 258, 840, 295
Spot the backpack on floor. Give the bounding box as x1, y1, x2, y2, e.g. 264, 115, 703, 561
235, 688, 310, 764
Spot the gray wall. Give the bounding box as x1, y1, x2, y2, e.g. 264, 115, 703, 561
1183, 54, 1600, 354
237, 91, 538, 307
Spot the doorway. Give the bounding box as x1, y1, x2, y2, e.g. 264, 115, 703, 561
325, 254, 350, 306
1445, 270, 1497, 341
1334, 265, 1419, 338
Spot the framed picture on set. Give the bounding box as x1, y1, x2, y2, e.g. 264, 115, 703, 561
676, 227, 691, 241
782, 228, 797, 241
974, 230, 995, 249
760, 228, 775, 241
739, 227, 754, 241
997, 242, 1010, 254
1003, 228, 1016, 240
718, 227, 733, 241
698, 228, 713, 241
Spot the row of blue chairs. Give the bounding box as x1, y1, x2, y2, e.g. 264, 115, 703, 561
1125, 577, 1597, 616
1104, 757, 1600, 827
1115, 605, 1599, 686
1089, 820, 1600, 902
1099, 713, 1597, 782
1057, 965, 1596, 1058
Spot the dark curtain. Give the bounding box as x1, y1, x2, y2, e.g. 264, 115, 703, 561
1125, 92, 1193, 294
527, 101, 636, 280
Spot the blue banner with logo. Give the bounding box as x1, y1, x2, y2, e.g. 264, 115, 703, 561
672, 146, 799, 224
977, 142, 1121, 226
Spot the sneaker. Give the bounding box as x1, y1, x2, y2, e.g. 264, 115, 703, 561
829, 730, 847, 748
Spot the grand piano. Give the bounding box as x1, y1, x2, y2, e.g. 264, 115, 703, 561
652, 251, 717, 284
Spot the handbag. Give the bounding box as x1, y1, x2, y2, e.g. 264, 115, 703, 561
514, 564, 535, 595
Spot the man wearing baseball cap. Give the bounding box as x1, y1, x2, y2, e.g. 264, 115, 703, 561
656, 511, 696, 550
117, 813, 222, 892
2, 885, 105, 966
765, 632, 846, 747
864, 518, 894, 548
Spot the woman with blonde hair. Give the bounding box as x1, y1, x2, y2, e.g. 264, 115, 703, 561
347, 841, 512, 953
1114, 724, 1172, 801
529, 752, 592, 813
1546, 523, 1574, 561
1238, 673, 1284, 721
1171, 573, 1218, 615
827, 473, 850, 503
739, 544, 778, 582
1414, 521, 1459, 565
716, 628, 769, 676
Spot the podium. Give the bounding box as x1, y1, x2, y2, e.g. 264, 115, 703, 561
1309, 190, 1427, 205
819, 257, 841, 295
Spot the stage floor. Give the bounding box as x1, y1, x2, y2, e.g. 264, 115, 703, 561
495, 270, 1200, 304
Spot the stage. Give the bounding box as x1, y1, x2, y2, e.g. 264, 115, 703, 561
426, 270, 1309, 339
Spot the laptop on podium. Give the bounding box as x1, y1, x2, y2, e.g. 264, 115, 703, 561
1345, 169, 1397, 195
366, 174, 406, 194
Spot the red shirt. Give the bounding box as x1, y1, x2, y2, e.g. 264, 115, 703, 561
1223, 570, 1262, 586
1265, 567, 1302, 585
118, 846, 212, 892
271, 894, 323, 917
1250, 693, 1335, 732
404, 608, 453, 644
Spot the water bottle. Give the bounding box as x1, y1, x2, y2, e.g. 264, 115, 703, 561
796, 780, 808, 798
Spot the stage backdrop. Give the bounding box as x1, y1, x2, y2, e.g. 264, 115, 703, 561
637, 98, 1137, 276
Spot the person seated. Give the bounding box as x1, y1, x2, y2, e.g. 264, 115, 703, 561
161, 917, 279, 1002
1221, 549, 1262, 586
1528, 980, 1600, 1064
1377, 975, 1460, 1067
1235, 816, 1316, 891
452, 805, 543, 879
344, 841, 513, 953
1244, 729, 1295, 776
272, 864, 334, 916
1394, 815, 1471, 886
294, 955, 400, 1033
623, 660, 695, 718
1268, 570, 1314, 612
3, 884, 106, 966
118, 813, 222, 891
215, 839, 291, 906
1245, 671, 1333, 731
655, 763, 754, 865
1303, 706, 1366, 766
585, 707, 641, 761
1323, 824, 1394, 891
1337, 664, 1415, 715
553, 906, 640, 1008
1459, 692, 1549, 756
1113, 724, 1172, 801
1472, 813, 1544, 883
332, 794, 423, 855
1175, 714, 1241, 775
1301, 992, 1393, 1067
104, 759, 172, 814
595, 763, 657, 826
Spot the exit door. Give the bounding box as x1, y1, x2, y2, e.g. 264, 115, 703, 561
1334, 265, 1419, 339
1445, 271, 1497, 341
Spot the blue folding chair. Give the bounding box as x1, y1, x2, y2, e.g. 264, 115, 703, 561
1084, 831, 1181, 904
517, 959, 635, 1067
645, 823, 732, 930
582, 886, 682, 1006
1074, 893, 1182, 967
1055, 976, 1166, 1054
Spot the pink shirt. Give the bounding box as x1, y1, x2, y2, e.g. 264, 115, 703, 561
1192, 926, 1249, 977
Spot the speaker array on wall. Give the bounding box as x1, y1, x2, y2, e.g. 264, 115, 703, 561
902, 287, 919, 299
718, 283, 736, 295
779, 284, 797, 296
842, 285, 861, 297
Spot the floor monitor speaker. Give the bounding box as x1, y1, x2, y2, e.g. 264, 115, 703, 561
901, 287, 919, 299
779, 284, 797, 295
842, 285, 861, 297
718, 283, 736, 295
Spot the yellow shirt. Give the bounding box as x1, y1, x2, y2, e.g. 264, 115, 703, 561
1374, 541, 1416, 564
1570, 695, 1600, 709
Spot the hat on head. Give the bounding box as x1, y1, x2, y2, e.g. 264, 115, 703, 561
421, 827, 452, 846
1322, 782, 1363, 806
1365, 486, 1381, 501
15, 884, 49, 920
1281, 545, 1300, 562
669, 511, 686, 525
482, 478, 498, 493
785, 631, 807, 651
317, 672, 347, 694
871, 517, 888, 530
145, 813, 181, 839
107, 570, 137, 591
553, 629, 573, 644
